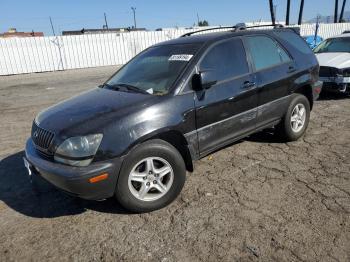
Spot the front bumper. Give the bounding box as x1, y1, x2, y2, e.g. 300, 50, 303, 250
319, 76, 350, 84
24, 139, 123, 200
319, 77, 349, 93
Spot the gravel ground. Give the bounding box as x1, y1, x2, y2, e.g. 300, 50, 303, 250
0, 66, 349, 261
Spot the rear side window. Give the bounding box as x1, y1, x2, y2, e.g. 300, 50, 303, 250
200, 38, 249, 81
245, 35, 291, 71
275, 31, 313, 54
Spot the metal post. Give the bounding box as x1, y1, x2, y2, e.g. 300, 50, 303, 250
314, 15, 320, 47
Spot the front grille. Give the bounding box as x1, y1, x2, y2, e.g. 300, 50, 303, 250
31, 122, 54, 151
319, 66, 340, 77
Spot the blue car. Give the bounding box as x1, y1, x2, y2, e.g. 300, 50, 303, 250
303, 35, 323, 49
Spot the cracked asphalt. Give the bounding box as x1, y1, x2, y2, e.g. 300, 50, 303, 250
0, 66, 349, 261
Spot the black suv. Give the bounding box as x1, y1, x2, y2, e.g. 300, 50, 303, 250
24, 25, 322, 212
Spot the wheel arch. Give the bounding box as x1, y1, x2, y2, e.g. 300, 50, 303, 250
293, 84, 313, 110
147, 130, 194, 173
124, 129, 194, 173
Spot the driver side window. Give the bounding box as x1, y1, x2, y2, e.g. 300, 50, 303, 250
200, 38, 249, 82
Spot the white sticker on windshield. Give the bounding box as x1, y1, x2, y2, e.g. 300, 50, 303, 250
169, 54, 193, 61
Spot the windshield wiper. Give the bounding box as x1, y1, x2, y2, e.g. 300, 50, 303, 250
115, 83, 150, 94
102, 83, 120, 90
102, 83, 150, 94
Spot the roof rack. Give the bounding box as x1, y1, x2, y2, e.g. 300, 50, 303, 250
180, 23, 285, 37
180, 26, 238, 37
238, 23, 285, 30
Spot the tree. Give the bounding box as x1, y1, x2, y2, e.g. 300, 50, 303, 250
198, 20, 209, 27
298, 0, 305, 25
339, 0, 347, 22
286, 0, 291, 25
335, 0, 339, 23
269, 0, 276, 25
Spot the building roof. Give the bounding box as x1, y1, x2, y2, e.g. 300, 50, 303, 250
0, 31, 43, 38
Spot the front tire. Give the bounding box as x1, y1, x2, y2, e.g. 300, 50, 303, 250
276, 94, 310, 141
115, 139, 186, 213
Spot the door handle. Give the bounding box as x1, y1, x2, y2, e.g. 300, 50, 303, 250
287, 66, 296, 73
242, 81, 256, 89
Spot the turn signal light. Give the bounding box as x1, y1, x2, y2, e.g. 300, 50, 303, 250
315, 87, 322, 94
89, 173, 108, 183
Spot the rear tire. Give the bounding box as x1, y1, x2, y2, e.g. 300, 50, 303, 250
276, 94, 310, 141
115, 139, 186, 213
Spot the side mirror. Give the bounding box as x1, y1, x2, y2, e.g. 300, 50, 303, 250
192, 70, 217, 91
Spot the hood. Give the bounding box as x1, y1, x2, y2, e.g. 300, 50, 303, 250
315, 52, 350, 69
35, 87, 157, 136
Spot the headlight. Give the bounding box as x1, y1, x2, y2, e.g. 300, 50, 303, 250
342, 68, 350, 77
54, 134, 103, 167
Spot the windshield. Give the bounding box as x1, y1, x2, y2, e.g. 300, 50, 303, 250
104, 43, 201, 95
314, 37, 350, 53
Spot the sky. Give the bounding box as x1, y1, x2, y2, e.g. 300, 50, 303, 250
0, 0, 344, 35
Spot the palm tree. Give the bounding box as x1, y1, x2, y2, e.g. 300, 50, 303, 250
286, 0, 291, 25
298, 0, 305, 25
334, 0, 339, 23
269, 0, 276, 25
339, 0, 347, 22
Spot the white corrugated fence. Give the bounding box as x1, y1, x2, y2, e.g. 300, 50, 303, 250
1, 23, 350, 76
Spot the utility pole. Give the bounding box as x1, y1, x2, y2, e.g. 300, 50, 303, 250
339, 0, 347, 22
298, 0, 305, 25
131, 7, 137, 28
286, 0, 291, 25
197, 13, 200, 26
334, 0, 339, 23
269, 0, 276, 25
104, 12, 109, 30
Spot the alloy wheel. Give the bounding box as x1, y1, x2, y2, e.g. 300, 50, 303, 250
290, 103, 306, 133
128, 157, 174, 201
